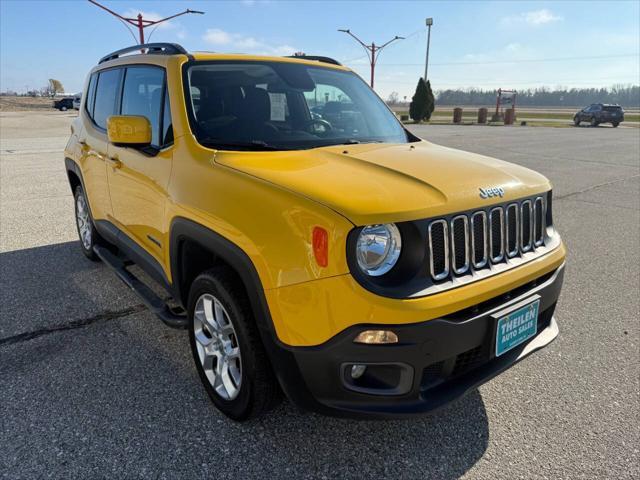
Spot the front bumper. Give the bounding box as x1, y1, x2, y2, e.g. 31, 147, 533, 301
271, 263, 564, 418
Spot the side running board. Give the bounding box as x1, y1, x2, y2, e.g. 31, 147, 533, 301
93, 245, 188, 329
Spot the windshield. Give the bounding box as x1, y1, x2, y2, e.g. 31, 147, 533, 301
184, 61, 411, 151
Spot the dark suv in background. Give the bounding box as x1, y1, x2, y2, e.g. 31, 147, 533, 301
53, 97, 74, 111
574, 104, 624, 127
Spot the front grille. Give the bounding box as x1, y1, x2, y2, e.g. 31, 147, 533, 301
452, 345, 485, 377
428, 220, 449, 280
521, 200, 533, 252
471, 212, 488, 268
534, 196, 544, 246
427, 195, 549, 283
506, 203, 519, 257
489, 207, 504, 262
450, 215, 469, 274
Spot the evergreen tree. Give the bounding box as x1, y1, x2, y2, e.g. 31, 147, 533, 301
409, 78, 436, 122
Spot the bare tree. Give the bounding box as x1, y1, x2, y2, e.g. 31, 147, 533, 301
387, 91, 400, 105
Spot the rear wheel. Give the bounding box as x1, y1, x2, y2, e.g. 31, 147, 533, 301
188, 267, 281, 421
61, 106, 68, 111
73, 185, 101, 261
612, 122, 619, 128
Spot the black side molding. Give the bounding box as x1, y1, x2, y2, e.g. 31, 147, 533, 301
93, 245, 188, 329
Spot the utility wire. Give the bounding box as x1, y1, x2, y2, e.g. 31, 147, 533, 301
366, 76, 640, 86
116, 16, 139, 44
347, 53, 639, 67
341, 27, 426, 64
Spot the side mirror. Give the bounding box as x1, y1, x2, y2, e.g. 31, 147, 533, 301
107, 115, 151, 147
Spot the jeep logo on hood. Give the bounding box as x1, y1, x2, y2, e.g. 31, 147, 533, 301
479, 186, 505, 199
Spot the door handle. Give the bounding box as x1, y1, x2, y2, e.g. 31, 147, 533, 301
106, 156, 122, 169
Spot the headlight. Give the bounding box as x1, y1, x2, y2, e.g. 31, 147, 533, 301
356, 224, 402, 276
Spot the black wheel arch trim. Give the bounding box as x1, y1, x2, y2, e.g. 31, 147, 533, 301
62, 163, 340, 413
65, 157, 98, 231
168, 216, 330, 413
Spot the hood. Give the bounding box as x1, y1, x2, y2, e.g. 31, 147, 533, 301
214, 141, 551, 226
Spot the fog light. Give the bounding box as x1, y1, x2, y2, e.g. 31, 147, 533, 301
350, 364, 367, 379
353, 330, 398, 344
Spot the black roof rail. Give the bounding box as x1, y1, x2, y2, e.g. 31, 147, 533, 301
285, 54, 342, 66
99, 43, 189, 64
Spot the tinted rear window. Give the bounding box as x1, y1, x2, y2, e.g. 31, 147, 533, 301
603, 106, 622, 112
85, 74, 97, 117
94, 69, 122, 129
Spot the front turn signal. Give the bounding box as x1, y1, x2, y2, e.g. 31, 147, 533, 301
312, 227, 328, 267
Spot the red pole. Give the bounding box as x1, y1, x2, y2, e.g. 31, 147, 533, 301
370, 43, 376, 89
137, 13, 145, 44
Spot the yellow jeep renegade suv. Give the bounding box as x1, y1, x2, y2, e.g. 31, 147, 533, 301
65, 43, 566, 420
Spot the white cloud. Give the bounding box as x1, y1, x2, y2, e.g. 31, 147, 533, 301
501, 9, 563, 27
202, 28, 297, 56
203, 28, 233, 45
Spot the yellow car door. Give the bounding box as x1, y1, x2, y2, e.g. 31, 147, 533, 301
79, 68, 123, 220
106, 65, 173, 267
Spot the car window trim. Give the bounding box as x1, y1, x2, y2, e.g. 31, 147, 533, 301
84, 73, 98, 119
119, 64, 172, 150
90, 66, 124, 133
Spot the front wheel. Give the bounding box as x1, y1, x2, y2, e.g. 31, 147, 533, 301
73, 185, 101, 261
590, 117, 598, 127
61, 106, 67, 111
573, 116, 580, 126
188, 268, 281, 421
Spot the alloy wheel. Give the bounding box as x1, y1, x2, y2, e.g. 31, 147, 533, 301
76, 193, 92, 250
193, 293, 242, 400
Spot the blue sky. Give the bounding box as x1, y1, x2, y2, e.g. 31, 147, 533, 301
1, 0, 638, 98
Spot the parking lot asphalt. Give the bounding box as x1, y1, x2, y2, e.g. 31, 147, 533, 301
1, 111, 639, 479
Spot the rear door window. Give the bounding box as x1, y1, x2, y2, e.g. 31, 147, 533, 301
85, 74, 97, 117
121, 66, 165, 146
93, 68, 122, 129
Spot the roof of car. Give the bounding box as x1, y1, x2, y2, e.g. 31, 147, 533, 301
98, 42, 349, 71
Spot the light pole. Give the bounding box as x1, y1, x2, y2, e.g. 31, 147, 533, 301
338, 29, 404, 89
424, 17, 433, 81
88, 0, 204, 44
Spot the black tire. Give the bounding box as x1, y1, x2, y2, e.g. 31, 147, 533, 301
612, 122, 619, 128
573, 116, 580, 126
73, 185, 101, 261
590, 117, 598, 127
188, 267, 281, 421
61, 106, 67, 111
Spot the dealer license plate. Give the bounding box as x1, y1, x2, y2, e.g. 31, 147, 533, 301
495, 299, 540, 357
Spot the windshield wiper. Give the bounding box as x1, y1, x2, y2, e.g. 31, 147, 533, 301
198, 139, 288, 151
